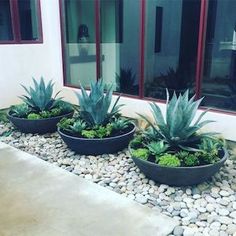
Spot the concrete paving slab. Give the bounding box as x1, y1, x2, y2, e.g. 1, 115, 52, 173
0, 142, 178, 236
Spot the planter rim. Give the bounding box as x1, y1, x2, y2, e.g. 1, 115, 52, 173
58, 122, 136, 141
130, 146, 228, 169
8, 110, 74, 121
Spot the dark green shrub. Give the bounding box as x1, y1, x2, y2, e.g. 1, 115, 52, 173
184, 154, 199, 167
56, 100, 73, 114
95, 124, 113, 138
177, 151, 199, 167
196, 151, 220, 165
57, 118, 75, 131
130, 135, 143, 149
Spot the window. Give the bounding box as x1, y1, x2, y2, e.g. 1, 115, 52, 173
100, 0, 140, 95
144, 0, 201, 100
0, 0, 42, 43
60, 0, 236, 113
201, 0, 236, 111
61, 0, 96, 88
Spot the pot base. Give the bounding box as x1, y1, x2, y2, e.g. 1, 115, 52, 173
132, 149, 228, 186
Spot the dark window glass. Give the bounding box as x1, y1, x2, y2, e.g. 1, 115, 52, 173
201, 0, 236, 111
18, 0, 39, 40
63, 0, 96, 87
100, 0, 123, 43
0, 0, 13, 41
144, 0, 200, 100
100, 0, 139, 95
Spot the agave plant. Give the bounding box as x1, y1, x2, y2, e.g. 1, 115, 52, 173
139, 90, 216, 151
75, 80, 123, 126
20, 77, 61, 112
10, 104, 31, 118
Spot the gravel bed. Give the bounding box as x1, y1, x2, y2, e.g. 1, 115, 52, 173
1, 122, 236, 236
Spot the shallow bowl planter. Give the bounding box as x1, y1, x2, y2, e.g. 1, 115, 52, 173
58, 123, 136, 155
8, 111, 74, 134
131, 148, 228, 186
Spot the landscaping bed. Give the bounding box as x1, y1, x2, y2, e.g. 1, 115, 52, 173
1, 122, 236, 235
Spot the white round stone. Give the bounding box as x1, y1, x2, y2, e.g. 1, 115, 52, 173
135, 194, 147, 204
219, 190, 230, 197
219, 208, 230, 216
218, 216, 233, 225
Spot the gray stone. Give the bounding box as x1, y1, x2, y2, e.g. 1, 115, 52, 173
219, 208, 229, 216
183, 227, 197, 236
209, 229, 220, 236
173, 226, 184, 236
135, 194, 147, 204
230, 211, 236, 219
218, 216, 233, 225
219, 190, 230, 197
227, 224, 236, 234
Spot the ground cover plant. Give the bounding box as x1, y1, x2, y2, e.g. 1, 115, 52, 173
130, 90, 226, 167
9, 77, 73, 119
58, 80, 134, 139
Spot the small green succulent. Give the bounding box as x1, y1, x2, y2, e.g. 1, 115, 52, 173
57, 118, 75, 131
75, 79, 123, 126
0, 111, 8, 123
130, 135, 143, 149
199, 137, 222, 154
39, 110, 51, 118
143, 126, 162, 141
95, 124, 113, 138
70, 120, 87, 134
184, 153, 199, 167
111, 117, 131, 131
196, 151, 220, 165
132, 148, 149, 160
81, 130, 97, 139
50, 108, 61, 117
20, 77, 61, 112
146, 140, 169, 156
10, 104, 31, 118
158, 154, 181, 167
56, 100, 73, 114
27, 113, 41, 120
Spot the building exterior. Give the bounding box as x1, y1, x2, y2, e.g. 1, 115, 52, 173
0, 0, 236, 140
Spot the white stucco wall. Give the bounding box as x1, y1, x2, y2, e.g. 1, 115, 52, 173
0, 0, 64, 108
0, 0, 236, 141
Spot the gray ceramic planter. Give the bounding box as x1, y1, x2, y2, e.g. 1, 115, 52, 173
8, 111, 74, 134
131, 149, 228, 186
58, 123, 136, 155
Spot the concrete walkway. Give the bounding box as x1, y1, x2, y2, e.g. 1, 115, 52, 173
0, 142, 178, 236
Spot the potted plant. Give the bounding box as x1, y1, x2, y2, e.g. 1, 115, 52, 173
129, 90, 228, 186
57, 80, 136, 155
8, 77, 74, 134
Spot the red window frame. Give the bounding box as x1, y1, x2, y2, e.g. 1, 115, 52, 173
0, 0, 43, 44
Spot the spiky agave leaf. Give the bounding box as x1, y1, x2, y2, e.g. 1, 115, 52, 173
19, 77, 61, 112
139, 90, 216, 150
75, 80, 123, 126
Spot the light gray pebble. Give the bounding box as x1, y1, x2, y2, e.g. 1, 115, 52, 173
173, 226, 184, 236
